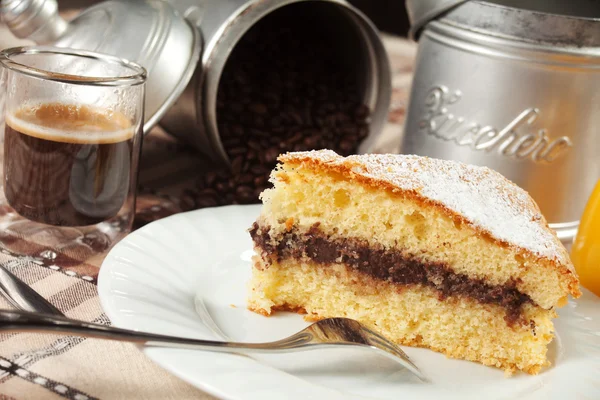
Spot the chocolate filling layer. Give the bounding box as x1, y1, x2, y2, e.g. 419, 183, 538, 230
250, 222, 533, 325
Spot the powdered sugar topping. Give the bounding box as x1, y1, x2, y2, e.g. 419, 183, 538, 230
281, 150, 568, 264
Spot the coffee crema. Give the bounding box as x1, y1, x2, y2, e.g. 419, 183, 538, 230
4, 103, 136, 226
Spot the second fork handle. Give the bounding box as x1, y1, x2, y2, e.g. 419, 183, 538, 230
0, 262, 65, 316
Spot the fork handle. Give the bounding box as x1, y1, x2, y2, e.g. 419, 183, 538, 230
0, 309, 312, 353
0, 310, 428, 382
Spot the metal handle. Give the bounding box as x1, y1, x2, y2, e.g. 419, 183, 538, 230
1, 0, 68, 43
0, 309, 428, 381
0, 309, 313, 354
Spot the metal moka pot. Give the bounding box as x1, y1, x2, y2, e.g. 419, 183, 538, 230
402, 0, 600, 243
1, 0, 391, 166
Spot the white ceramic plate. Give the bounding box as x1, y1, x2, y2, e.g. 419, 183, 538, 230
98, 205, 600, 400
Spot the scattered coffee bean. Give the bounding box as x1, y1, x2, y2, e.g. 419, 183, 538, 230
180, 191, 197, 212
204, 171, 217, 188
235, 185, 255, 204
215, 181, 227, 193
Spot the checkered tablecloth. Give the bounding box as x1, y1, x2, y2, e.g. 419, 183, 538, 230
0, 27, 417, 399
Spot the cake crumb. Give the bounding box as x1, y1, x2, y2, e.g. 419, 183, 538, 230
285, 217, 294, 232
303, 314, 323, 322
247, 305, 271, 316
230, 304, 237, 308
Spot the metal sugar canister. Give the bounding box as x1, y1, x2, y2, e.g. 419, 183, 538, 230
402, 0, 600, 243
2, 0, 391, 166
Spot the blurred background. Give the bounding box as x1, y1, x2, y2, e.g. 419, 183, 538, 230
350, 0, 410, 36
0, 0, 411, 48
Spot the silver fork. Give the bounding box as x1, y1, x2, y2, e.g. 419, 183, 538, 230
0, 309, 427, 381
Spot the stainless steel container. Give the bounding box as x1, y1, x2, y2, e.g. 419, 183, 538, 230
162, 0, 391, 165
402, 0, 600, 242
405, 0, 467, 39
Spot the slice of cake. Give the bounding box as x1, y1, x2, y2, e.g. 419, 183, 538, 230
247, 149, 580, 375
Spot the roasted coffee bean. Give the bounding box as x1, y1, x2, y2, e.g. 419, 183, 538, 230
253, 175, 267, 188
302, 135, 318, 148
257, 151, 266, 165
231, 156, 244, 175
230, 102, 244, 113
227, 146, 247, 157
264, 147, 280, 164
249, 103, 268, 115
193, 7, 371, 209
204, 171, 217, 187
215, 181, 227, 193
231, 124, 244, 137
269, 116, 283, 128
250, 164, 266, 176
354, 104, 370, 120
196, 194, 218, 209
235, 185, 254, 204
358, 124, 369, 139
339, 139, 355, 155
248, 140, 261, 151
224, 192, 235, 204
228, 179, 238, 191
253, 117, 265, 128
246, 149, 258, 161
264, 92, 280, 108
239, 173, 254, 185
242, 160, 252, 173
180, 191, 197, 211
199, 188, 219, 199
249, 129, 270, 139
286, 132, 303, 145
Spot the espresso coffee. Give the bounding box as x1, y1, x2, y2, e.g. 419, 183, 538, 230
4, 103, 135, 226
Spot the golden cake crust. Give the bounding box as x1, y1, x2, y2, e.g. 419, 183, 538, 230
276, 150, 580, 299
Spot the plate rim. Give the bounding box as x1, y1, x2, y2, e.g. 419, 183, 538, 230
98, 204, 262, 400
98, 204, 600, 400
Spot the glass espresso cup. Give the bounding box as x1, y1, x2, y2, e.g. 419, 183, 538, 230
0, 46, 146, 260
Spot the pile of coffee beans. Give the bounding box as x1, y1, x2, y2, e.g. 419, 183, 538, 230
186, 7, 370, 210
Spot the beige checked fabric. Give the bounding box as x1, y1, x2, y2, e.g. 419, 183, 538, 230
0, 35, 416, 399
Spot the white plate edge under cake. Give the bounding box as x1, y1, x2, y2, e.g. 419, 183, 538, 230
98, 204, 600, 400
98, 205, 358, 400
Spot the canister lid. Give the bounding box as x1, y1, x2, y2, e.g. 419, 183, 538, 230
437, 0, 600, 47
1, 0, 203, 134
405, 0, 468, 39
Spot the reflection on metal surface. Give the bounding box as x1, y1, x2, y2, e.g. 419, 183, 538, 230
419, 85, 573, 164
